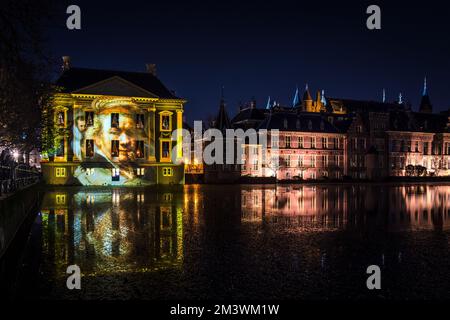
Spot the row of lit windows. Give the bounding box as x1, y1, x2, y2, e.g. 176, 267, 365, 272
57, 110, 173, 131
55, 167, 173, 178
280, 136, 343, 149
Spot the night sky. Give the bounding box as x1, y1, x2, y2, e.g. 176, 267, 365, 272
46, 0, 450, 122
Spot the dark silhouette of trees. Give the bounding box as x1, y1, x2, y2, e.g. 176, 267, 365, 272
0, 0, 58, 162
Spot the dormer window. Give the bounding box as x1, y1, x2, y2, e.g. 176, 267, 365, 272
320, 121, 325, 131
283, 118, 288, 129
296, 119, 301, 129
308, 120, 313, 130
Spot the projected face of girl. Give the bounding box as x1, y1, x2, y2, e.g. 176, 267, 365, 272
72, 99, 150, 185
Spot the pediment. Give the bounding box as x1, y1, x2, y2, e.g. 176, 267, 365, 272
73, 76, 158, 98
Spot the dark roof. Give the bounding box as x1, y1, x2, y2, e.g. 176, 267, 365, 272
302, 89, 312, 101
231, 107, 266, 124
388, 111, 448, 133
327, 98, 400, 113
257, 111, 340, 133
332, 117, 354, 132
211, 99, 232, 131
419, 94, 433, 113
55, 67, 179, 99
412, 112, 447, 133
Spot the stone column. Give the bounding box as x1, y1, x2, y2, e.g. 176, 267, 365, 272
148, 105, 156, 161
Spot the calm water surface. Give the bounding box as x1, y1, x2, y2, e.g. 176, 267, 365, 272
19, 184, 450, 300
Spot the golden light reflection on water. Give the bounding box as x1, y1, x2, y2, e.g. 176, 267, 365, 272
39, 184, 450, 279
40, 188, 183, 277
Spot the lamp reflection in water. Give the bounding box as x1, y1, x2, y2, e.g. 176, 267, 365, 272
39, 188, 183, 278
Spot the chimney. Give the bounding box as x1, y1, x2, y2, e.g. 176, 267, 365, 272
146, 63, 157, 76
62, 56, 71, 71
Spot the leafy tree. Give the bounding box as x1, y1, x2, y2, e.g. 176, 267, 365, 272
0, 0, 58, 161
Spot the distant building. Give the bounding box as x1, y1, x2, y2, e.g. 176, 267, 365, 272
211, 80, 450, 181
203, 92, 241, 183
41, 58, 186, 185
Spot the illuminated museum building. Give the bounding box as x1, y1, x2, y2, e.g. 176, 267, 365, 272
42, 57, 185, 185
211, 80, 450, 181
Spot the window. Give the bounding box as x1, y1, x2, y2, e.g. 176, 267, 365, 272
286, 136, 291, 148
56, 139, 65, 157
162, 167, 173, 176
161, 114, 171, 131
298, 156, 303, 167
85, 111, 94, 127
252, 147, 258, 155
253, 159, 258, 171
415, 141, 419, 152
136, 113, 145, 129
322, 137, 327, 149
56, 194, 66, 204
311, 137, 316, 149
136, 168, 145, 176
298, 136, 303, 148
55, 167, 66, 177
57, 111, 65, 126
111, 140, 120, 157
111, 113, 119, 128
112, 168, 120, 181
86, 139, 94, 158
135, 140, 144, 158
161, 141, 171, 160
311, 155, 316, 167
286, 155, 290, 167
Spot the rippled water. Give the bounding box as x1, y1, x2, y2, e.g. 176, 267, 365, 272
18, 184, 450, 300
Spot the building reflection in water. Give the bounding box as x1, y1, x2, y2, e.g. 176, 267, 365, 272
40, 188, 183, 277
241, 184, 450, 231
39, 184, 450, 277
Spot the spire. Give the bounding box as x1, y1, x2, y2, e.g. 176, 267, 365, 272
266, 96, 271, 109
213, 86, 231, 131
302, 83, 312, 101
292, 86, 300, 107
382, 88, 386, 103
419, 77, 433, 113
220, 85, 225, 104
398, 93, 403, 104
422, 76, 427, 96
321, 90, 327, 106
250, 96, 257, 109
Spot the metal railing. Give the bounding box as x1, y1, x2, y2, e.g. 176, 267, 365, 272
0, 164, 40, 197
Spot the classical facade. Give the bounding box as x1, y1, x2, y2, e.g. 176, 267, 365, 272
41, 58, 185, 185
